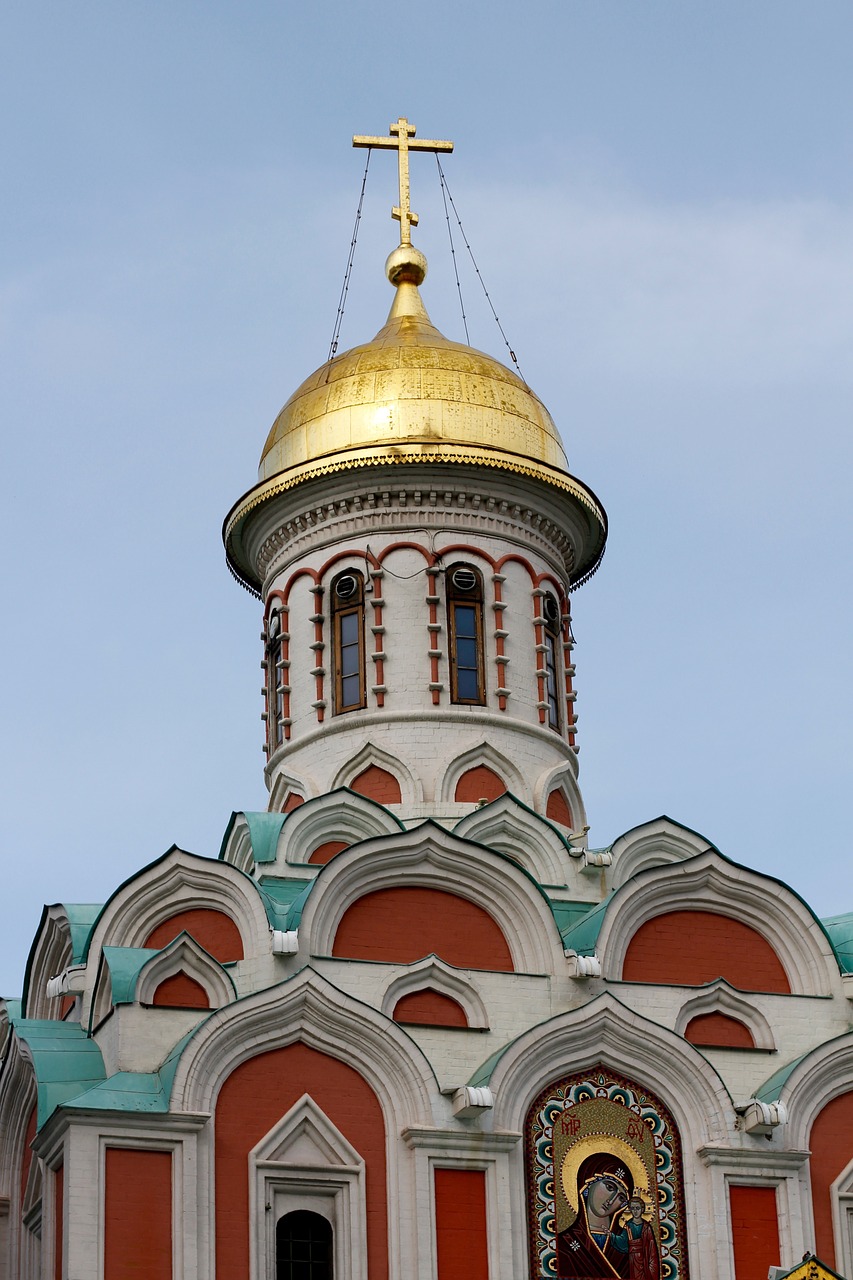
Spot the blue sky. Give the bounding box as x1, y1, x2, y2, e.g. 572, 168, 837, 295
1, 2, 851, 992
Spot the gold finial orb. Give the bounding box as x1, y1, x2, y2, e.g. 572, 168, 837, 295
385, 243, 428, 286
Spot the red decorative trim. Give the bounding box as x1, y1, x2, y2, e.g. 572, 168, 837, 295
427, 567, 441, 704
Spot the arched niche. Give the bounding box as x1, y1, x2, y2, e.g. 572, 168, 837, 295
381, 957, 489, 1030
454, 793, 578, 887
331, 742, 421, 807
438, 741, 526, 806
609, 816, 713, 889
674, 981, 776, 1052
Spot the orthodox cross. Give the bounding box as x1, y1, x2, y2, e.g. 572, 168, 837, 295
353, 116, 454, 245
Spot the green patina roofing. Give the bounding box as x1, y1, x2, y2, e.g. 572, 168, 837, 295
821, 913, 853, 975
755, 1053, 810, 1104
560, 893, 615, 955
548, 899, 599, 944
64, 904, 105, 964
64, 1070, 170, 1113
9, 1018, 107, 1127
101, 947, 160, 1004
3, 998, 22, 1019
468, 1043, 509, 1089
219, 811, 286, 864
257, 877, 313, 931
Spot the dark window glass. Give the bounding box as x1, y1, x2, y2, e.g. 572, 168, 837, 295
447, 566, 485, 705
276, 1210, 333, 1280
331, 571, 366, 713
543, 595, 562, 731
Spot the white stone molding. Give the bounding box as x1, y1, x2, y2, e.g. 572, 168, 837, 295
268, 766, 318, 812
380, 957, 490, 1030
249, 1094, 367, 1280
0, 1032, 38, 1280
271, 930, 299, 955
595, 849, 838, 996
170, 967, 437, 1128
674, 980, 777, 1052
278, 790, 403, 868
487, 992, 733, 1145
776, 1032, 853, 1153
299, 823, 567, 976
330, 740, 422, 806
219, 815, 255, 873
84, 848, 271, 968
565, 952, 601, 979
436, 739, 528, 807
135, 935, 237, 1009
609, 816, 713, 889
453, 793, 575, 887
533, 760, 587, 835
741, 1099, 787, 1134
451, 1086, 494, 1119
829, 1152, 853, 1278
45, 965, 87, 1002
23, 906, 74, 1020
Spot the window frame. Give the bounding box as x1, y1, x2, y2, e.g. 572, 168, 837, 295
265, 608, 285, 752
542, 594, 562, 732
330, 570, 367, 715
446, 564, 486, 706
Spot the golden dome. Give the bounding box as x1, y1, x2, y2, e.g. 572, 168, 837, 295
258, 277, 569, 483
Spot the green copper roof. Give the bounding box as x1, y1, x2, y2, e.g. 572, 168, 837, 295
548, 899, 599, 944
219, 811, 287, 864
64, 904, 105, 964
821, 913, 853, 975
755, 1052, 810, 1104
560, 894, 614, 955
256, 877, 313, 931
101, 948, 160, 1004
10, 1018, 107, 1127
65, 1070, 170, 1113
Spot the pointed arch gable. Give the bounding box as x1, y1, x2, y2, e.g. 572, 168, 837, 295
454, 793, 579, 887
438, 741, 527, 806
83, 848, 270, 972
299, 822, 567, 976
609, 816, 713, 889
775, 1034, 853, 1153
595, 849, 837, 997
277, 790, 404, 868
674, 981, 776, 1051
136, 935, 237, 1010
331, 742, 421, 806
485, 992, 733, 1149
268, 767, 319, 814
381, 957, 489, 1030
533, 761, 587, 834
168, 968, 436, 1128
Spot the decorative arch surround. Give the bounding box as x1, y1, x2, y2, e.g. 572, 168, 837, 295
525, 1064, 691, 1280
331, 742, 422, 807
83, 849, 271, 988
136, 935, 236, 1010
609, 817, 713, 889
779, 1033, 853, 1155
488, 992, 733, 1144
674, 981, 776, 1051
267, 790, 403, 870
170, 967, 437, 1127
268, 768, 318, 814
454, 793, 578, 887
594, 849, 837, 997
22, 906, 74, 1020
299, 822, 567, 975
438, 740, 527, 806
380, 957, 489, 1030
533, 761, 586, 835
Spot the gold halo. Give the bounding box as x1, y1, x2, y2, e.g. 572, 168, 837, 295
560, 1135, 650, 1217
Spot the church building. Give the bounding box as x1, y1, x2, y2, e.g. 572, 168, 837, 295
2, 118, 852, 1280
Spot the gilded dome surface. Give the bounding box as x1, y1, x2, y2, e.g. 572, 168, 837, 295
258, 281, 569, 483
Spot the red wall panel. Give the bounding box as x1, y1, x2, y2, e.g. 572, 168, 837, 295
809, 1089, 853, 1265
684, 1012, 756, 1049
308, 840, 349, 865
350, 765, 402, 804
393, 988, 468, 1027
623, 910, 790, 992
215, 1043, 387, 1280
53, 1164, 63, 1280
545, 789, 573, 828
454, 766, 505, 803
435, 1169, 489, 1280
152, 972, 210, 1009
333, 887, 514, 971
730, 1184, 779, 1279
104, 1148, 172, 1280
144, 908, 243, 962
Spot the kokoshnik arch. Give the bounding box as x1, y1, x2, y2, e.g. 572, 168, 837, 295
2, 117, 852, 1280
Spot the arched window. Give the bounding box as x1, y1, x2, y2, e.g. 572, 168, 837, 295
446, 565, 485, 705
331, 570, 366, 713
542, 594, 562, 731
276, 1210, 333, 1280
265, 605, 286, 751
